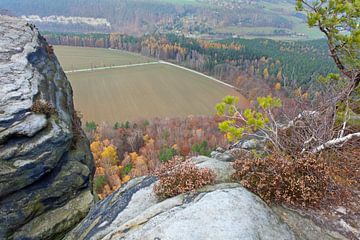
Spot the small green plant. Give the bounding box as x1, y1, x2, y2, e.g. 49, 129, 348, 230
191, 141, 212, 156
159, 147, 177, 163
143, 120, 150, 127
216, 95, 283, 151
85, 121, 97, 132
94, 175, 107, 193
123, 121, 130, 129
121, 163, 133, 177
114, 121, 131, 129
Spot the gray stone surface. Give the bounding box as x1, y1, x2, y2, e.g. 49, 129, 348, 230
272, 206, 348, 240
66, 157, 297, 240
0, 16, 94, 239
192, 156, 235, 183
210, 150, 235, 162
67, 156, 348, 240
67, 180, 296, 240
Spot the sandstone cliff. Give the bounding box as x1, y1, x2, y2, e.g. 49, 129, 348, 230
0, 16, 94, 239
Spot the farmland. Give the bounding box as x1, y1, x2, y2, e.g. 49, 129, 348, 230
54, 46, 248, 123
54, 46, 153, 71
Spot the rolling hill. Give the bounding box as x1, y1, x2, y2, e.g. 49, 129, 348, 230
0, 0, 322, 39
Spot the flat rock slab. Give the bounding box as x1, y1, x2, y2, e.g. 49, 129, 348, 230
67, 159, 295, 240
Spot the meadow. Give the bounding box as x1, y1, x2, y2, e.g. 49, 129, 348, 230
55, 46, 248, 123
54, 46, 153, 71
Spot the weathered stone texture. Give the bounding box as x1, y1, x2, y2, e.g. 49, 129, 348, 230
0, 16, 94, 239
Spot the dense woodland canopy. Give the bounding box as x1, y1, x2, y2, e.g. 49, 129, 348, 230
45, 31, 337, 98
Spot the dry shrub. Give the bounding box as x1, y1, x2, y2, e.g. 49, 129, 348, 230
154, 158, 216, 199
31, 100, 56, 117
71, 111, 85, 148
45, 45, 54, 56
232, 154, 331, 208
321, 140, 360, 192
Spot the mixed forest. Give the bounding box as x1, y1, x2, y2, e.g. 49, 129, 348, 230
86, 116, 227, 199
0, 0, 309, 38
45, 32, 337, 99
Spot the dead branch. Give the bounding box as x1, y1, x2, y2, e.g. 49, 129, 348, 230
311, 132, 360, 154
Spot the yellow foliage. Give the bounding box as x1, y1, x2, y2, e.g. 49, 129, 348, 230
109, 165, 119, 175
90, 141, 102, 153
275, 82, 281, 91
263, 68, 270, 80
100, 145, 119, 163
129, 152, 138, 161
122, 175, 131, 183
302, 92, 309, 100
143, 134, 150, 143
294, 87, 302, 97
90, 141, 103, 160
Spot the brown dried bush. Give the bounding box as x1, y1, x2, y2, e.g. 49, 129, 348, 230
45, 45, 54, 56
321, 140, 360, 192
31, 100, 56, 117
232, 154, 331, 208
154, 159, 216, 199
71, 111, 85, 148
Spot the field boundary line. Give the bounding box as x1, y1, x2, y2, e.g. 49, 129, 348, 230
158, 61, 240, 90
64, 61, 160, 74
64, 57, 239, 91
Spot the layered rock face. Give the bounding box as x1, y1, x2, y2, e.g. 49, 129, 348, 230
0, 16, 94, 239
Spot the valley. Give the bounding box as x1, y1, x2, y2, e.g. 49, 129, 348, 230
1, 0, 359, 238
55, 45, 248, 123
0, 0, 322, 40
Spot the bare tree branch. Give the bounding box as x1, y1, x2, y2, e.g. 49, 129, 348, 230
311, 132, 360, 153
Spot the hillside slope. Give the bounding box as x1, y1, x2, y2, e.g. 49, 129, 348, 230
0, 0, 321, 39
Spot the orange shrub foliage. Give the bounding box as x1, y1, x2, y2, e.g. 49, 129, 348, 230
154, 159, 216, 199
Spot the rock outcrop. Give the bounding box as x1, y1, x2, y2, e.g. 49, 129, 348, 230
66, 156, 340, 240
66, 156, 295, 240
0, 16, 94, 239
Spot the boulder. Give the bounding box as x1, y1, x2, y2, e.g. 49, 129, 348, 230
191, 156, 235, 183
0, 16, 94, 239
67, 156, 347, 240
210, 150, 235, 162
67, 180, 296, 240
66, 157, 296, 240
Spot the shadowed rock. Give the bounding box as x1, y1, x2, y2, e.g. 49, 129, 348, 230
0, 16, 94, 239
